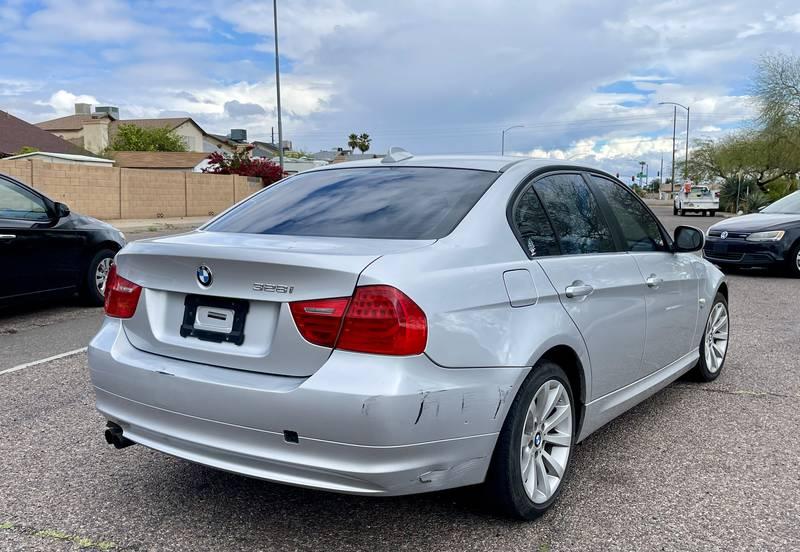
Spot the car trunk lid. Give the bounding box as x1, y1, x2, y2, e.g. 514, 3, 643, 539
115, 231, 434, 376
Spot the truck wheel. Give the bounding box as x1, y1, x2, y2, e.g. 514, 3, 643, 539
710, 210, 717, 217
673, 206, 678, 216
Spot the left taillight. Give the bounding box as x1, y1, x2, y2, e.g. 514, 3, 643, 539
104, 264, 142, 319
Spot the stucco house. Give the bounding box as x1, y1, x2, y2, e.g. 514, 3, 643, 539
0, 110, 91, 158
36, 104, 241, 155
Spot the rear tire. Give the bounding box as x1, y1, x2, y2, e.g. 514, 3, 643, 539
81, 249, 115, 306
673, 205, 678, 216
787, 241, 800, 279
692, 293, 729, 382
710, 210, 716, 217
485, 360, 575, 520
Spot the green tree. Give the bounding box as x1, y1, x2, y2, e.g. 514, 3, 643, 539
347, 133, 359, 153
107, 124, 188, 152
357, 133, 371, 153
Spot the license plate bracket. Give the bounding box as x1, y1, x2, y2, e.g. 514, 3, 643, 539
180, 294, 249, 345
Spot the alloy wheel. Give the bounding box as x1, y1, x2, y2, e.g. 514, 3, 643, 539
704, 302, 729, 373
520, 379, 572, 504
95, 257, 112, 294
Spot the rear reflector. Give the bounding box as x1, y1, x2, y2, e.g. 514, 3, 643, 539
289, 297, 350, 348
290, 285, 427, 356
104, 264, 142, 319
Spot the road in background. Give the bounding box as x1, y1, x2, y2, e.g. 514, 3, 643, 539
2, 208, 798, 551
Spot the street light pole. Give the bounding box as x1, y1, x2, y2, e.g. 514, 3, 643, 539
659, 101, 690, 190
670, 106, 676, 194
501, 125, 523, 156
273, 0, 284, 173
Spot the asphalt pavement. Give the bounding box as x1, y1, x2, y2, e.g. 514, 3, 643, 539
1, 208, 798, 551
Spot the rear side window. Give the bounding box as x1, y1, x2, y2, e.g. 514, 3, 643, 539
205, 167, 497, 239
590, 175, 667, 252
511, 187, 559, 257
533, 174, 616, 255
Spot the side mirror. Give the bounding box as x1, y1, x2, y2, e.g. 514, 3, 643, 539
673, 225, 704, 252
53, 202, 71, 219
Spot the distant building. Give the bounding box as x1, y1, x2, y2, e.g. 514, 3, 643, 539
0, 110, 91, 158
2, 151, 113, 167
110, 151, 211, 171
36, 104, 242, 155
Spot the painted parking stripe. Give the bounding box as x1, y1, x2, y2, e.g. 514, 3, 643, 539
0, 347, 88, 376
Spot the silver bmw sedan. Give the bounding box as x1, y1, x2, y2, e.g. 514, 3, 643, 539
89, 150, 729, 519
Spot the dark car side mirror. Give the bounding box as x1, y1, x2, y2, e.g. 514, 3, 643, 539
53, 202, 71, 219
673, 225, 704, 252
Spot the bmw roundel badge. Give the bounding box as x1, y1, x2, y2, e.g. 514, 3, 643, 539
197, 265, 213, 287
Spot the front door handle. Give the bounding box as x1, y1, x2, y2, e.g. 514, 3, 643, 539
565, 283, 594, 298
645, 274, 664, 288
0, 234, 16, 240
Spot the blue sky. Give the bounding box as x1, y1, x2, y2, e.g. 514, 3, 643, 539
2, 0, 799, 177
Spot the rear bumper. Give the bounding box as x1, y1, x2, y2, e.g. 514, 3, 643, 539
88, 319, 528, 495
703, 237, 787, 266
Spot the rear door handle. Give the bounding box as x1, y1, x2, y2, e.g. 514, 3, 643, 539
0, 234, 16, 240
565, 283, 594, 298
645, 275, 664, 288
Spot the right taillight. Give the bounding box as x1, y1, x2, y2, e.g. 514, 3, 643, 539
104, 264, 142, 319
290, 285, 427, 356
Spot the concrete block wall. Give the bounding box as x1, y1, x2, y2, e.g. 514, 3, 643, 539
187, 173, 234, 217
0, 159, 263, 220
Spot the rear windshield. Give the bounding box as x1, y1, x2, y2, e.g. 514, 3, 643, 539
205, 167, 497, 239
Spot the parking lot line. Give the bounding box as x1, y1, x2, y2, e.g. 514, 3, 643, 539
0, 347, 88, 376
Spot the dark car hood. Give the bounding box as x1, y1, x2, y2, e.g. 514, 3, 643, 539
710, 213, 800, 233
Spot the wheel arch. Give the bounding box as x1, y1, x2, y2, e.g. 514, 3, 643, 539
537, 344, 587, 438
716, 281, 728, 302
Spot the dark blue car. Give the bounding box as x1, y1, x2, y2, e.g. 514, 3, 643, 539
704, 191, 800, 277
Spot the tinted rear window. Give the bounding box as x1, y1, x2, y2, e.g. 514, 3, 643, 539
205, 167, 497, 239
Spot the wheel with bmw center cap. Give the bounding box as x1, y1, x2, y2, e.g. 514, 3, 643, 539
486, 360, 574, 519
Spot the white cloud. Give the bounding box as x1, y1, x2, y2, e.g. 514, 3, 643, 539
35, 90, 100, 116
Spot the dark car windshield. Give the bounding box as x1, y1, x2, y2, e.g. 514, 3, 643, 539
761, 191, 800, 214
205, 167, 497, 239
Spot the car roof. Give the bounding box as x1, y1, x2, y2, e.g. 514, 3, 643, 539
308, 155, 589, 174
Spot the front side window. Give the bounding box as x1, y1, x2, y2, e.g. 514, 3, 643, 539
206, 167, 498, 240
533, 174, 616, 255
0, 179, 49, 221
590, 175, 667, 252
511, 186, 559, 257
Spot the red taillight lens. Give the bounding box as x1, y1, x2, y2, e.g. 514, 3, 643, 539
104, 264, 142, 319
337, 285, 427, 356
290, 285, 428, 356
289, 297, 350, 348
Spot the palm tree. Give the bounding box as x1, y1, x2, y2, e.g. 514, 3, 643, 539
357, 132, 371, 154
347, 133, 359, 153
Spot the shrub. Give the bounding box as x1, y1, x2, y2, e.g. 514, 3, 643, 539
203, 147, 284, 185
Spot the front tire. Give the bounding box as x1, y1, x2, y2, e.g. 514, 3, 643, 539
82, 249, 115, 306
692, 293, 729, 382
673, 205, 678, 216
485, 361, 575, 520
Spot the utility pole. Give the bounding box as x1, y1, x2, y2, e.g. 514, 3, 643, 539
273, 0, 284, 172
659, 153, 664, 198
684, 106, 690, 180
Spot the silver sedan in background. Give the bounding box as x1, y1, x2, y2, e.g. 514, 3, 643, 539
89, 150, 729, 519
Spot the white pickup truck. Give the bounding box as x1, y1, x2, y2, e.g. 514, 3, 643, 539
673, 185, 720, 216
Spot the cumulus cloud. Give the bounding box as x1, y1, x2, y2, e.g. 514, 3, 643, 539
2, 0, 799, 169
